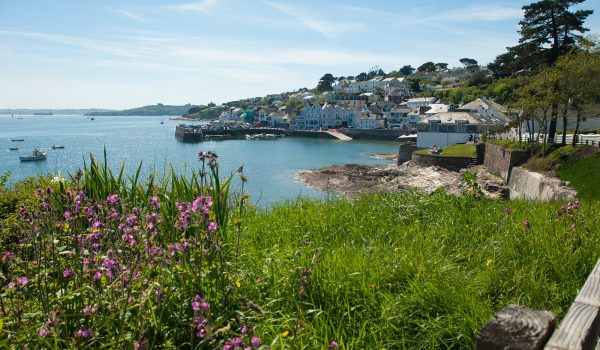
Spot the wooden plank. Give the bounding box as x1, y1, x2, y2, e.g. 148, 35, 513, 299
477, 304, 556, 350
545, 261, 600, 350
544, 302, 600, 350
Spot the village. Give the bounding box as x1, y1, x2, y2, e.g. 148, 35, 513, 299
188, 72, 516, 149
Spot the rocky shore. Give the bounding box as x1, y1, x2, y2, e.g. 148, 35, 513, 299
297, 162, 508, 199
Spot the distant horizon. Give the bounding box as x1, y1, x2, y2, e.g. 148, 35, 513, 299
1, 0, 599, 109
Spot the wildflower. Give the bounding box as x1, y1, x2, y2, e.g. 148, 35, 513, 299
83, 304, 98, 316
7, 282, 16, 290
192, 295, 210, 312
134, 338, 149, 350
301, 268, 312, 277
523, 220, 531, 230
17, 276, 28, 286
106, 194, 120, 206
1, 251, 13, 261
503, 207, 512, 216
251, 336, 261, 348
75, 328, 93, 339
208, 221, 218, 232
149, 196, 160, 209
63, 211, 71, 219
556, 210, 562, 218
486, 259, 493, 267
63, 268, 73, 279
92, 271, 102, 281
572, 223, 576, 230
574, 200, 580, 209
39, 327, 51, 337
327, 340, 340, 349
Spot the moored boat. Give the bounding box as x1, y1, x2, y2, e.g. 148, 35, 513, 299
20, 148, 47, 162
11, 138, 24, 142
9, 147, 20, 151
51, 145, 65, 149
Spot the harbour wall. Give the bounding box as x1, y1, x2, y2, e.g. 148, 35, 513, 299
410, 153, 472, 171
483, 143, 531, 183
508, 167, 577, 201
338, 128, 407, 141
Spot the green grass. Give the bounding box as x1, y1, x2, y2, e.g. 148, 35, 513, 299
1, 158, 600, 349
416, 144, 476, 157
557, 151, 600, 201
487, 139, 540, 152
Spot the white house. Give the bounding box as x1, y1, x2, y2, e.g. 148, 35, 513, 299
416, 109, 511, 148
291, 102, 360, 130
406, 97, 438, 109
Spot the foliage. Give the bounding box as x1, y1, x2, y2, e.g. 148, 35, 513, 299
460, 58, 478, 69
1, 156, 600, 348
487, 139, 541, 152
417, 61, 436, 73
399, 65, 415, 76
461, 171, 483, 198
316, 74, 336, 93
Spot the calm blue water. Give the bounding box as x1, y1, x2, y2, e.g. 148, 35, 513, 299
0, 115, 399, 205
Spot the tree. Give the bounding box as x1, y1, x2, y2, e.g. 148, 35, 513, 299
435, 63, 448, 70
464, 70, 492, 87
399, 65, 415, 76
515, 0, 593, 143
417, 62, 436, 73
316, 73, 336, 93
356, 72, 369, 81
554, 43, 600, 145
459, 58, 478, 67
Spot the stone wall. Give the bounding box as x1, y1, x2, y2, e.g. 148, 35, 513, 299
483, 143, 531, 183
397, 144, 418, 165
508, 167, 577, 201
411, 152, 472, 171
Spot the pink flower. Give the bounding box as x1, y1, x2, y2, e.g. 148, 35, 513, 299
327, 340, 339, 349
7, 282, 16, 290
75, 328, 93, 339
251, 336, 261, 348
39, 328, 51, 337
503, 207, 512, 216
523, 220, 531, 230
208, 221, 218, 232
17, 276, 28, 286
1, 251, 13, 261
63, 211, 71, 219
63, 269, 73, 279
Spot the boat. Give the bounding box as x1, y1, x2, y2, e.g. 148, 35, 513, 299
245, 133, 283, 140
160, 120, 165, 124
9, 147, 20, 151
91, 117, 95, 121
51, 145, 65, 149
20, 148, 47, 162
11, 138, 24, 142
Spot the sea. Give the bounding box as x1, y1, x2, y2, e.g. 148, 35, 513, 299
0, 115, 399, 206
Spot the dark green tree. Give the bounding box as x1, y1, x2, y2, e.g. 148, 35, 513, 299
459, 58, 479, 69
356, 72, 369, 81
399, 65, 415, 75
417, 62, 436, 73
435, 62, 448, 70
316, 73, 336, 93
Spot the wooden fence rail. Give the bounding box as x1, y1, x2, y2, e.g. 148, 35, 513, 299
477, 260, 600, 350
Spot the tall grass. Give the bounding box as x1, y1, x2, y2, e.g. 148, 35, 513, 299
0, 155, 598, 349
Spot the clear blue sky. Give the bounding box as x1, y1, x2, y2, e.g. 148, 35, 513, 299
1, 0, 599, 109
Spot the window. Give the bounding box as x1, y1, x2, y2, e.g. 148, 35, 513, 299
456, 121, 467, 133
429, 121, 440, 132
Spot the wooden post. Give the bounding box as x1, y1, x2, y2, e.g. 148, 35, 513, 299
477, 304, 556, 350
544, 260, 600, 350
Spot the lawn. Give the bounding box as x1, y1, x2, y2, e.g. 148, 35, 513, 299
415, 143, 476, 157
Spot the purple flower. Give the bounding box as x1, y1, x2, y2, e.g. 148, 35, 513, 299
230, 337, 244, 347
574, 200, 580, 209
7, 282, 15, 290
92, 271, 102, 281
523, 220, 531, 230
75, 328, 93, 339
251, 336, 261, 348
192, 295, 210, 312
327, 340, 339, 349
17, 276, 28, 286
63, 268, 73, 279
208, 221, 218, 232
301, 268, 312, 277
63, 211, 71, 219
1, 251, 13, 261
39, 328, 51, 337
106, 194, 120, 206
503, 207, 512, 216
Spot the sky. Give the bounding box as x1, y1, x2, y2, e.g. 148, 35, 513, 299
1, 0, 599, 109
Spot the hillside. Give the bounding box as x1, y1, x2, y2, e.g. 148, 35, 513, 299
85, 103, 202, 116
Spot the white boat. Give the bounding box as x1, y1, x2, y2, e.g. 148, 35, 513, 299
245, 133, 284, 140
20, 148, 47, 162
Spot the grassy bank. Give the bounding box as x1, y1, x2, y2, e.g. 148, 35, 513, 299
415, 144, 476, 157
0, 155, 599, 349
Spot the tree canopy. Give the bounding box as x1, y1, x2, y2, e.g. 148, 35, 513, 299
399, 65, 415, 75
417, 62, 436, 73
316, 73, 336, 93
